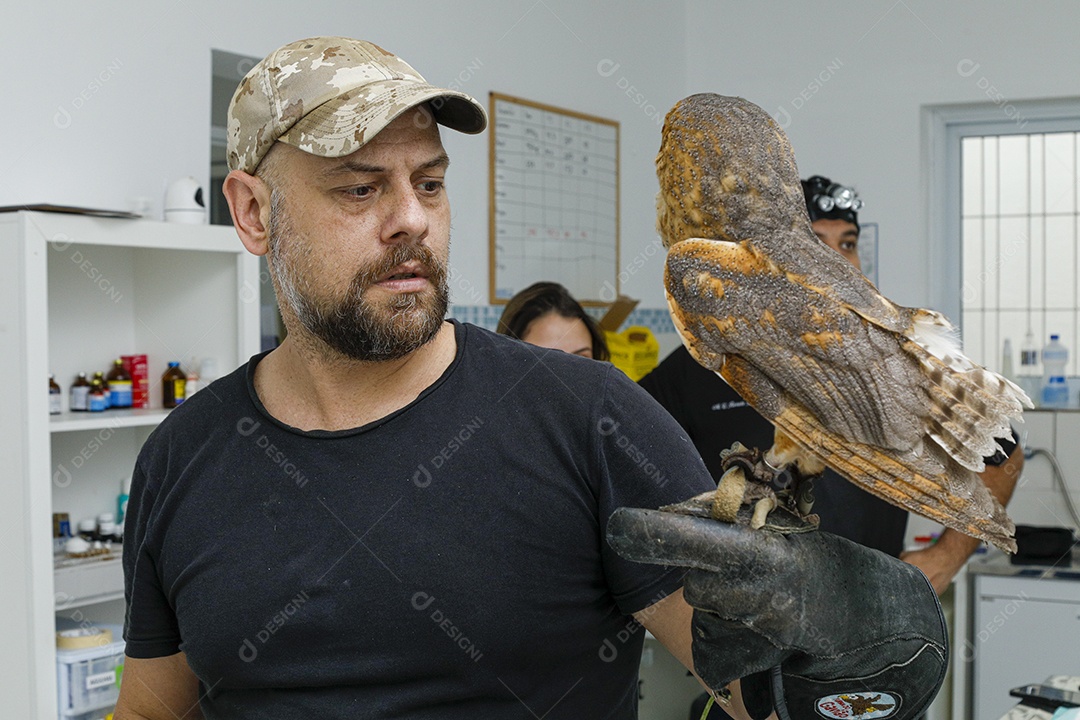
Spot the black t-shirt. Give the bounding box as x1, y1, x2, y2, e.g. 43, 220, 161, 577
124, 321, 715, 719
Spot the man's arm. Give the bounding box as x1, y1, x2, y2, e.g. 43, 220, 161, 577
901, 443, 1024, 594
114, 652, 204, 720
635, 588, 770, 720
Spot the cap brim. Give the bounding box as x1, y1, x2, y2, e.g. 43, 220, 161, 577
279, 79, 487, 160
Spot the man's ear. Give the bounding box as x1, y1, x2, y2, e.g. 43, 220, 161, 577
222, 169, 274, 256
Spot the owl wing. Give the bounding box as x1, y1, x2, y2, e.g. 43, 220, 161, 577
666, 237, 1020, 551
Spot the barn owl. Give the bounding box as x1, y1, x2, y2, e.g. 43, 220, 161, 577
655, 93, 1029, 552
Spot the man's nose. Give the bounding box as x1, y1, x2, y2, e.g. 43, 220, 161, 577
382, 185, 428, 244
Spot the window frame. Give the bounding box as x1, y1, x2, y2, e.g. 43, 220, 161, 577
923, 98, 1080, 326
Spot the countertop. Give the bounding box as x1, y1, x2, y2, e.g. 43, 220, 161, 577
968, 547, 1080, 581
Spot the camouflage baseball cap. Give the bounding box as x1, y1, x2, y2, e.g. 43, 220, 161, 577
227, 36, 487, 174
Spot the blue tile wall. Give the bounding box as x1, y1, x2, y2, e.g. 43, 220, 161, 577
449, 305, 675, 335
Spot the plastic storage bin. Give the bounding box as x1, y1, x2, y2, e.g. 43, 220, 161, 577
56, 624, 124, 717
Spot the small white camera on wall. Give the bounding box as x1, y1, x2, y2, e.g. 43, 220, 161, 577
164, 176, 206, 224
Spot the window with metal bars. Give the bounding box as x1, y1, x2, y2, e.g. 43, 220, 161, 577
927, 100, 1080, 386
960, 131, 1079, 377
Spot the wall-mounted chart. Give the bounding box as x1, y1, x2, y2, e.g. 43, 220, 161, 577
489, 92, 619, 305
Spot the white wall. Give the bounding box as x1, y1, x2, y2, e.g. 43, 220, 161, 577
685, 0, 1080, 310
1, 0, 688, 309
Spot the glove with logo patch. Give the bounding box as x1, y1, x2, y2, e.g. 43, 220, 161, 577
607, 507, 947, 720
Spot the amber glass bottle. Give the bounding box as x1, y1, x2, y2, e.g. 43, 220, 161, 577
162, 362, 186, 408
49, 374, 62, 415
89, 372, 109, 412
106, 358, 133, 408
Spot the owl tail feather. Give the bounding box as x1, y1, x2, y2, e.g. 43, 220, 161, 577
771, 403, 1017, 553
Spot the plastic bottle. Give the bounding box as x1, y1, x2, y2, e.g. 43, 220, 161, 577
185, 357, 200, 397
117, 476, 131, 524
1040, 334, 1069, 409
200, 357, 218, 390
106, 358, 133, 408
49, 374, 62, 415
162, 361, 186, 408
1001, 338, 1014, 381
77, 518, 97, 542
70, 372, 90, 412
1019, 330, 1040, 400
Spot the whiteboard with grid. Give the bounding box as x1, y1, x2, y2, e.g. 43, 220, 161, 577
489, 93, 619, 305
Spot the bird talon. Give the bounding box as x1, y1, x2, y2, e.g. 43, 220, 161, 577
750, 496, 777, 529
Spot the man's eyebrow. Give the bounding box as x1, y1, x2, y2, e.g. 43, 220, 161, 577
319, 153, 450, 179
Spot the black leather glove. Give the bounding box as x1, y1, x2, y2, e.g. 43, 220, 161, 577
607, 508, 947, 720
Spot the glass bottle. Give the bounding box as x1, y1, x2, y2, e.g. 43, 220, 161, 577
162, 361, 187, 408
70, 372, 90, 412
106, 358, 133, 408
49, 374, 62, 415
89, 372, 109, 412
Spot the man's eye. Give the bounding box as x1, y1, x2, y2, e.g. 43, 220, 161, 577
419, 180, 444, 193
346, 186, 374, 198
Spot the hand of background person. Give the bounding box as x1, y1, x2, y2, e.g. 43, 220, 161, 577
900, 531, 977, 595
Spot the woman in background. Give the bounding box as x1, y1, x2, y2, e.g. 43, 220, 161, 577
497, 282, 610, 361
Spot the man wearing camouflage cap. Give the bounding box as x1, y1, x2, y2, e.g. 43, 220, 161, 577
116, 37, 949, 720
116, 36, 728, 719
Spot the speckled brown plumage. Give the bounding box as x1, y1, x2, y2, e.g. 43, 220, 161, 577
657, 94, 1030, 552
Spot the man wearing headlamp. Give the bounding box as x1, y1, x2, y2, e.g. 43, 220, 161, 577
801, 175, 864, 269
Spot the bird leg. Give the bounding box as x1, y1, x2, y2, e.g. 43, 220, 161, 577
661, 442, 820, 533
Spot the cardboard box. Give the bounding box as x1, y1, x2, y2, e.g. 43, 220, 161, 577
121, 354, 148, 409
597, 295, 639, 333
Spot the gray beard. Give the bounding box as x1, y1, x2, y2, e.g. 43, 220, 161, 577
266, 190, 449, 362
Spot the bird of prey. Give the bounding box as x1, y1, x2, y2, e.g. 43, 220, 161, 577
655, 93, 1029, 552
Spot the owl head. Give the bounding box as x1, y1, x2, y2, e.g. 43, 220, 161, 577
655, 94, 808, 249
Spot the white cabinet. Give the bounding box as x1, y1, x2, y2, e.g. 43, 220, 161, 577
1, 211, 260, 718
970, 572, 1080, 720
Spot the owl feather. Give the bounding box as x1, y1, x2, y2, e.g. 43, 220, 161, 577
657, 94, 1029, 552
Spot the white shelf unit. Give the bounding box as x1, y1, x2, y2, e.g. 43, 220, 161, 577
2, 211, 260, 719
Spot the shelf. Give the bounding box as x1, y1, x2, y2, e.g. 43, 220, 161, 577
18, 210, 243, 253
50, 408, 172, 433
2, 209, 261, 717
54, 554, 124, 610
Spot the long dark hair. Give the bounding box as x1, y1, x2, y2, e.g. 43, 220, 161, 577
497, 282, 610, 361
